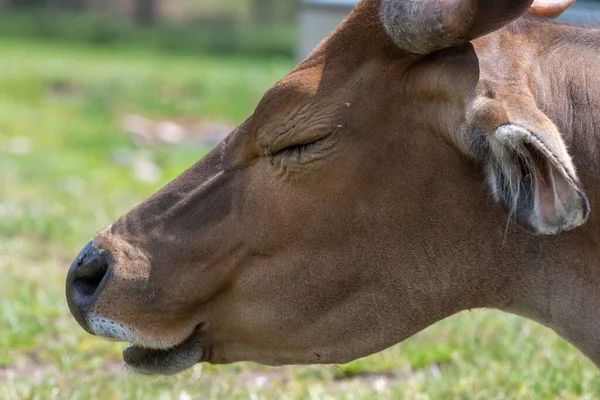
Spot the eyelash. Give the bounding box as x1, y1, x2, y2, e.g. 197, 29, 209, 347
272, 133, 332, 160
276, 142, 317, 158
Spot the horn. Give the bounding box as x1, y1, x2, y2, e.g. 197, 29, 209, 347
529, 0, 575, 17
380, 0, 534, 54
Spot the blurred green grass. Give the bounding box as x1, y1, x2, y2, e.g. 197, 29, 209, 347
1, 38, 599, 399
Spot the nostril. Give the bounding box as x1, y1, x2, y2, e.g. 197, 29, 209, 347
74, 280, 98, 298
73, 260, 108, 297
67, 241, 110, 309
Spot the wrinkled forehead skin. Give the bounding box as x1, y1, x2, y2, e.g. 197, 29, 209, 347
66, 0, 599, 375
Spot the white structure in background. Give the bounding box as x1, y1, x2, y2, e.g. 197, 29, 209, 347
297, 0, 357, 61
298, 0, 600, 61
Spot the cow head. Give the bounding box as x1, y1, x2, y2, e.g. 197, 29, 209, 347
66, 0, 591, 375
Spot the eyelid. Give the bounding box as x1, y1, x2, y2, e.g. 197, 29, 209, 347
269, 131, 333, 156
271, 131, 333, 157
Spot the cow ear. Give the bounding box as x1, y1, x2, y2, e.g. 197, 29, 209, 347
471, 99, 589, 234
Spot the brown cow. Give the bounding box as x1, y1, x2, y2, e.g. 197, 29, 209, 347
66, 0, 600, 376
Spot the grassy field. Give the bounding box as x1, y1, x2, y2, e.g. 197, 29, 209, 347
0, 38, 599, 399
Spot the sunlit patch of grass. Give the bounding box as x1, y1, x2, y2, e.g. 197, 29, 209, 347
1, 38, 599, 399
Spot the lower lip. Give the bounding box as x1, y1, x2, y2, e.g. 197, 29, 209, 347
122, 324, 205, 375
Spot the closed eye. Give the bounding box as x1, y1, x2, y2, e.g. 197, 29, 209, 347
272, 133, 332, 161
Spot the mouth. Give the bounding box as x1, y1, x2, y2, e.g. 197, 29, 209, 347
122, 324, 205, 375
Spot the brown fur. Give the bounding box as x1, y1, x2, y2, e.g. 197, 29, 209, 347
66, 0, 600, 373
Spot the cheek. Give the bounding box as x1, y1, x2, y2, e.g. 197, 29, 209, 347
240, 160, 362, 245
